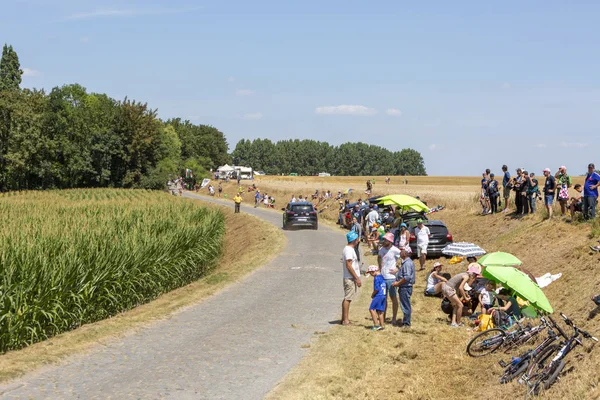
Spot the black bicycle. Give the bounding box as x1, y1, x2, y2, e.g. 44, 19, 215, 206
466, 317, 547, 357
498, 317, 559, 384
521, 313, 598, 397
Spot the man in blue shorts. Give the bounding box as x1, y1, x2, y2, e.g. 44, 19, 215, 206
542, 168, 556, 219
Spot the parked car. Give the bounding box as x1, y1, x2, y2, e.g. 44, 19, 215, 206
254, 171, 266, 176
318, 172, 331, 177
402, 214, 453, 258
283, 201, 318, 230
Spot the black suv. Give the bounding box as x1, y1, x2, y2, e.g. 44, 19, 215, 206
283, 202, 318, 230
403, 213, 452, 258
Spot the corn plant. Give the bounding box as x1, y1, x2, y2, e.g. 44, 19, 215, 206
0, 189, 225, 352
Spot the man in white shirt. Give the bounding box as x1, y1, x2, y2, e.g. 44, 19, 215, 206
366, 204, 379, 231
341, 231, 361, 325
378, 232, 401, 325
414, 219, 430, 271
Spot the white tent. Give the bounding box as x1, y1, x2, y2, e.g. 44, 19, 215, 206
217, 164, 234, 172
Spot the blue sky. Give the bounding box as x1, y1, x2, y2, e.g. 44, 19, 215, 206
3, 1, 600, 175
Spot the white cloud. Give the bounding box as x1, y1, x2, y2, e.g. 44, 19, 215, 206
386, 108, 402, 116
22, 68, 40, 77
560, 142, 587, 148
235, 89, 253, 96
80, 37, 89, 43
62, 7, 200, 21
243, 112, 263, 120
534, 144, 547, 148
315, 105, 377, 116
429, 144, 437, 151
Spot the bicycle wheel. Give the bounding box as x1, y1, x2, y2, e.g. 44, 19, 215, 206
507, 327, 542, 352
534, 359, 565, 395
500, 359, 530, 384
467, 328, 507, 357
525, 343, 560, 378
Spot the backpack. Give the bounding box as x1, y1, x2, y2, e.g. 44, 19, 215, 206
558, 185, 569, 200
488, 180, 498, 196
441, 298, 453, 315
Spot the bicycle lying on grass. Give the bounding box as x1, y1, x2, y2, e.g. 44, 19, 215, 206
520, 313, 597, 397
466, 317, 548, 357
497, 316, 560, 384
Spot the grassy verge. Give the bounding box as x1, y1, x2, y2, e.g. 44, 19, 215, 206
0, 195, 286, 382
259, 178, 599, 400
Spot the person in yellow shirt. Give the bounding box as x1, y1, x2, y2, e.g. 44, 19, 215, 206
233, 193, 242, 213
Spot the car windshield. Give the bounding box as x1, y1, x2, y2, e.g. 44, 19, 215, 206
291, 205, 313, 213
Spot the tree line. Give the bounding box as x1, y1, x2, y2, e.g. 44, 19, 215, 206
232, 138, 426, 176
0, 44, 230, 191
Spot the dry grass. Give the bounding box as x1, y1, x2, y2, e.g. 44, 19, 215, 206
232, 176, 600, 400
0, 199, 286, 382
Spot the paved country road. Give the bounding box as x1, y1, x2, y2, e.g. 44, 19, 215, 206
0, 193, 346, 400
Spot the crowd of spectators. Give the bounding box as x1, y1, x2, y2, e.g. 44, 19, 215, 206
480, 163, 600, 221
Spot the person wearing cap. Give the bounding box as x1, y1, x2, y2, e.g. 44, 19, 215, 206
555, 166, 572, 217
501, 165, 511, 212
367, 265, 386, 331
542, 168, 556, 219
366, 204, 379, 232
341, 231, 361, 326
480, 172, 491, 215
583, 163, 600, 220
424, 262, 447, 296
414, 219, 430, 271
396, 222, 410, 251
441, 269, 478, 327
378, 232, 401, 325
391, 247, 416, 327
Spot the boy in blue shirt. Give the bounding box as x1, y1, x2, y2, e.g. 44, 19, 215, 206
367, 265, 386, 331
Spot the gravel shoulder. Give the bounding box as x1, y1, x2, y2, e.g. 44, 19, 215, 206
0, 193, 345, 400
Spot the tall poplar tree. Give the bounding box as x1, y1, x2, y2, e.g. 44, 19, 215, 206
0, 44, 23, 91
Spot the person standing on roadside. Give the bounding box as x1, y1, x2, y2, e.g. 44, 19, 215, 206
501, 165, 511, 212
218, 182, 223, 197
513, 168, 523, 214
528, 173, 540, 213
414, 219, 430, 271
583, 163, 600, 220
543, 168, 556, 219
254, 189, 261, 208
233, 193, 242, 213
487, 173, 499, 214
555, 166, 572, 217
378, 232, 401, 325
519, 171, 531, 215
391, 247, 416, 327
351, 217, 363, 261
366, 204, 379, 232
341, 231, 362, 325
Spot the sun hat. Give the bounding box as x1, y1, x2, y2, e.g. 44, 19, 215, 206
560, 165, 566, 170
417, 219, 423, 224
589, 163, 596, 169
367, 265, 379, 272
400, 222, 408, 228
433, 261, 443, 268
373, 205, 379, 210
467, 262, 482, 275
346, 231, 359, 243
543, 168, 551, 173
383, 232, 394, 242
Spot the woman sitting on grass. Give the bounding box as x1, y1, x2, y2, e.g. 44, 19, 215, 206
424, 262, 447, 297
493, 288, 522, 320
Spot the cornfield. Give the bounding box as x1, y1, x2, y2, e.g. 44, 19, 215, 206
0, 189, 225, 352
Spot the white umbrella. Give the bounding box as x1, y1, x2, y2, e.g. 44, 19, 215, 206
442, 242, 486, 257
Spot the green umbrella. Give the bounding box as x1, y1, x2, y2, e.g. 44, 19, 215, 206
375, 194, 429, 212
478, 251, 522, 267
483, 266, 553, 314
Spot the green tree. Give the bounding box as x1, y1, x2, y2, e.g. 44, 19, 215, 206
0, 44, 23, 92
